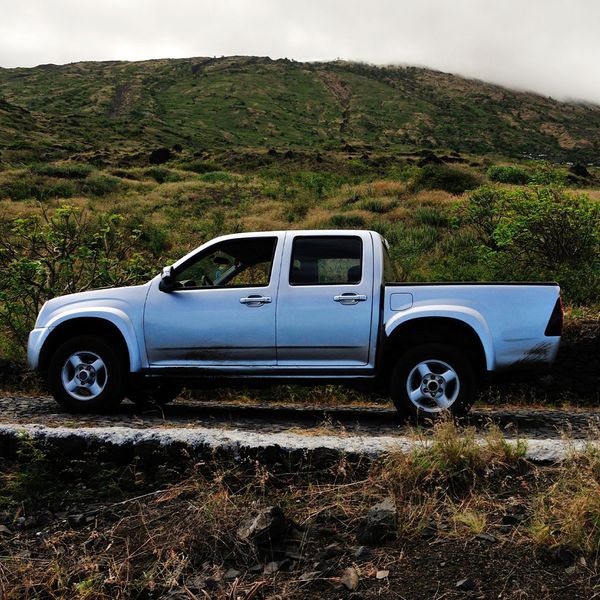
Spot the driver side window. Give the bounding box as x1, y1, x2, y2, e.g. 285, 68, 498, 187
174, 237, 277, 289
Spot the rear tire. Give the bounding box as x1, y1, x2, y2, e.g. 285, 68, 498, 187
48, 335, 126, 413
390, 343, 475, 422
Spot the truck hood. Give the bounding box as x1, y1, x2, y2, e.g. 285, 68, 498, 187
35, 282, 153, 329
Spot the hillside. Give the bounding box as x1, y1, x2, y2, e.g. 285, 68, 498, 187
1, 56, 599, 166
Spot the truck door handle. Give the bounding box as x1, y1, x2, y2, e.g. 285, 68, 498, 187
333, 293, 367, 305
240, 295, 272, 306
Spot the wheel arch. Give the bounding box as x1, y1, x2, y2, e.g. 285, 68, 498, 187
38, 317, 134, 375
382, 315, 490, 383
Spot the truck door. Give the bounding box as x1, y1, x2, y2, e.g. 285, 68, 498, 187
276, 232, 374, 367
144, 234, 281, 367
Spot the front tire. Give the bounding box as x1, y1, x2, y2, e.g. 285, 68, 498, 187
390, 343, 476, 421
48, 335, 126, 413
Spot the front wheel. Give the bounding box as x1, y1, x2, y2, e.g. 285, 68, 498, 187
48, 335, 126, 413
390, 343, 476, 421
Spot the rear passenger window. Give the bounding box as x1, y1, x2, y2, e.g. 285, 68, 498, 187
290, 237, 362, 285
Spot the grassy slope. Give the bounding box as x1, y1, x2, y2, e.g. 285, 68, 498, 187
1, 56, 600, 164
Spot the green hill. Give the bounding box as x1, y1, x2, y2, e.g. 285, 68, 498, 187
0, 56, 599, 165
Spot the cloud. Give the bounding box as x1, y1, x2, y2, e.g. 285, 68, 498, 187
0, 0, 598, 104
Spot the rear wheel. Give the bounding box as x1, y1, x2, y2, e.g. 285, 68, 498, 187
390, 343, 475, 421
48, 335, 126, 413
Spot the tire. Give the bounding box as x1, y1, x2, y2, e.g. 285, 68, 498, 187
390, 343, 476, 421
48, 335, 126, 413
127, 383, 182, 407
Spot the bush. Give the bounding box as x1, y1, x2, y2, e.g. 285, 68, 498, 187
181, 160, 221, 174
462, 185, 600, 302
198, 171, 236, 183
0, 206, 155, 357
81, 175, 121, 196
144, 167, 183, 184
30, 163, 94, 179
359, 199, 392, 213
413, 206, 450, 227
0, 178, 75, 201
487, 165, 531, 185
411, 164, 481, 195
329, 214, 366, 228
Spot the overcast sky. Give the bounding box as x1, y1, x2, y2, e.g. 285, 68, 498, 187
1, 0, 599, 104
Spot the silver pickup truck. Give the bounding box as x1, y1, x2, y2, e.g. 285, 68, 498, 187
28, 230, 563, 419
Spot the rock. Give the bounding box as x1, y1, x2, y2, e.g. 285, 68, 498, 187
565, 566, 576, 575
502, 514, 525, 526
340, 567, 360, 591
456, 578, 475, 591
315, 542, 344, 560
299, 571, 320, 582
224, 568, 241, 579
376, 570, 389, 579
356, 497, 397, 545
569, 163, 591, 178
237, 506, 288, 547
353, 546, 373, 561
67, 513, 85, 527
0, 524, 11, 535
263, 561, 280, 575
149, 147, 172, 165
475, 533, 496, 543
555, 547, 575, 567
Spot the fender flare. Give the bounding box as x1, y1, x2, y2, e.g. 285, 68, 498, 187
385, 306, 495, 371
42, 307, 144, 372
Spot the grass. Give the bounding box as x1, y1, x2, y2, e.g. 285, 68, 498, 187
0, 422, 598, 598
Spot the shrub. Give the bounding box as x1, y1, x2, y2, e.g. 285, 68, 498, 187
30, 163, 94, 179
0, 178, 75, 201
81, 175, 121, 196
411, 164, 481, 195
462, 185, 600, 302
181, 160, 221, 174
0, 206, 155, 356
413, 206, 450, 227
198, 171, 236, 183
329, 214, 366, 228
145, 167, 183, 184
487, 165, 531, 185
359, 199, 392, 213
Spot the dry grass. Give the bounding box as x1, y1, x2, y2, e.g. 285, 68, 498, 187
529, 444, 600, 553
0, 420, 599, 598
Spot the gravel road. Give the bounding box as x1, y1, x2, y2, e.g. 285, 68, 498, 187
1, 395, 598, 440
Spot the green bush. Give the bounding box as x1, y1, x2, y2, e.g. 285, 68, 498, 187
198, 171, 236, 183
181, 160, 221, 174
329, 214, 366, 228
0, 206, 155, 357
81, 175, 121, 196
0, 178, 75, 201
462, 185, 600, 302
359, 199, 392, 213
413, 206, 450, 227
30, 163, 94, 179
411, 164, 481, 195
530, 162, 567, 185
145, 167, 183, 184
487, 165, 531, 185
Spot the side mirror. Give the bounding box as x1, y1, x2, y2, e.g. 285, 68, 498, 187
158, 265, 176, 293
